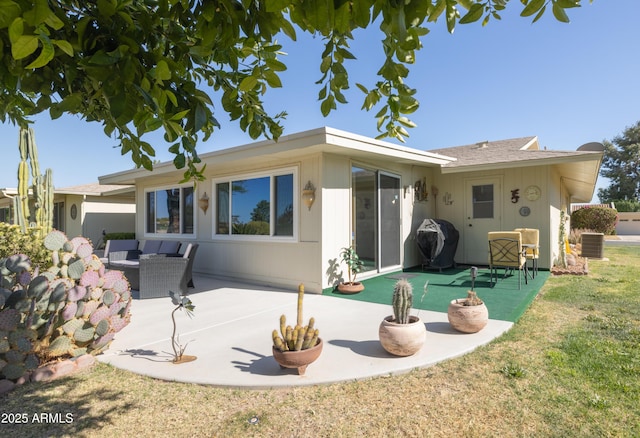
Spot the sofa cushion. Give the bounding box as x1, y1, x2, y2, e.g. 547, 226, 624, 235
159, 240, 181, 254
141, 240, 162, 254
105, 239, 139, 255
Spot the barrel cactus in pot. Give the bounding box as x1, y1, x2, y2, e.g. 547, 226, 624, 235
378, 279, 427, 356
447, 267, 488, 333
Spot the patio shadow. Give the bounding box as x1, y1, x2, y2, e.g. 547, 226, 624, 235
231, 346, 290, 377
329, 339, 390, 358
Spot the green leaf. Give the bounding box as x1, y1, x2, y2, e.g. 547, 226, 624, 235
264, 69, 282, 88
8, 16, 23, 44
173, 153, 186, 169
264, 58, 287, 72
0, 0, 21, 29
170, 109, 190, 121
11, 35, 38, 60
336, 47, 356, 60
239, 75, 258, 92
154, 60, 171, 81
459, 3, 484, 24
53, 40, 73, 56
25, 39, 54, 69
532, 5, 547, 23
194, 103, 207, 131
552, 3, 570, 23
521, 0, 546, 17
97, 0, 118, 17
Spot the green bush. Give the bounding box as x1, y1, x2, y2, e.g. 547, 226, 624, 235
104, 232, 136, 241
0, 223, 51, 269
612, 200, 640, 212
570, 207, 618, 235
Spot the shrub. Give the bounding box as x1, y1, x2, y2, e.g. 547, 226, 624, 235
0, 223, 50, 269
570, 207, 618, 235
104, 232, 136, 241
612, 200, 640, 212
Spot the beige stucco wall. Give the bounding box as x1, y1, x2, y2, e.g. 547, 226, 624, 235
63, 194, 135, 245
433, 164, 557, 269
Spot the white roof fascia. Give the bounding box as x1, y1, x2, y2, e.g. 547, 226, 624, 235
100, 127, 456, 185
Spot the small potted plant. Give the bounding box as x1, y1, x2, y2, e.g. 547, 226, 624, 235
337, 246, 365, 294
378, 279, 427, 356
447, 267, 489, 333
272, 284, 322, 375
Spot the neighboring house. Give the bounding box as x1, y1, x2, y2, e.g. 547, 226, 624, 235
98, 127, 602, 293
0, 183, 135, 246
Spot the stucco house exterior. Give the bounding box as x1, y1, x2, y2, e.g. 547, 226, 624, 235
98, 127, 602, 293
0, 183, 135, 246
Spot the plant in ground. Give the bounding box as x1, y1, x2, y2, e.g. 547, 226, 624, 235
0, 230, 132, 381
169, 291, 195, 363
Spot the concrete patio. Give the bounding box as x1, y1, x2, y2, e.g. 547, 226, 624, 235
97, 275, 513, 389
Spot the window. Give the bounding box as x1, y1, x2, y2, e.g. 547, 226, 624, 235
0, 207, 11, 223
145, 185, 194, 235
52, 202, 65, 231
215, 169, 296, 239
472, 184, 494, 219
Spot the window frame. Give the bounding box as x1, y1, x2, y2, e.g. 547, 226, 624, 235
144, 183, 196, 237
212, 167, 298, 242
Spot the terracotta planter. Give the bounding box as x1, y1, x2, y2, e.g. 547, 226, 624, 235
378, 315, 426, 357
337, 282, 364, 294
272, 338, 323, 375
447, 299, 489, 333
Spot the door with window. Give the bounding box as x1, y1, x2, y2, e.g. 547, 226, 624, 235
464, 177, 502, 265
352, 166, 402, 273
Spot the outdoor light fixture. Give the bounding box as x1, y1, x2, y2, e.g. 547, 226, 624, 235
302, 181, 316, 211
199, 192, 209, 214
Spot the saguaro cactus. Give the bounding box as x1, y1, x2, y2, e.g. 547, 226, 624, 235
15, 127, 53, 236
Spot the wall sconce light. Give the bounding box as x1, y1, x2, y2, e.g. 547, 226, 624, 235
199, 192, 210, 214
302, 181, 316, 211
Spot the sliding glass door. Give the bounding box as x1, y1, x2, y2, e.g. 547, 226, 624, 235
352, 166, 401, 273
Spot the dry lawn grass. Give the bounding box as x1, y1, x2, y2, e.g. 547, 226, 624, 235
2, 247, 639, 437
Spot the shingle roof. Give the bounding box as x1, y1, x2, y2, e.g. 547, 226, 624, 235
54, 182, 134, 196
429, 136, 600, 169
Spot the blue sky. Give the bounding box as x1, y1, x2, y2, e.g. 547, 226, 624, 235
1, 1, 638, 202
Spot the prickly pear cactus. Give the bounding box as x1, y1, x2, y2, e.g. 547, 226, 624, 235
392, 279, 413, 324
0, 230, 132, 381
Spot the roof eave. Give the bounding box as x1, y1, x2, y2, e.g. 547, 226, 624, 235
99, 127, 457, 185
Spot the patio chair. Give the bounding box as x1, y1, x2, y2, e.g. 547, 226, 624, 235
137, 243, 199, 299
488, 231, 528, 289
514, 228, 539, 278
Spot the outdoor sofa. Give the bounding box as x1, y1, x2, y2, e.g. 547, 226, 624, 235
108, 241, 199, 299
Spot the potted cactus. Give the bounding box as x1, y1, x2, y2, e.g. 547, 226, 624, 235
378, 279, 427, 356
272, 283, 322, 375
337, 246, 365, 294
447, 267, 488, 333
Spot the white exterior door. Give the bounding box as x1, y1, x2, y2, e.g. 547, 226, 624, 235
464, 177, 502, 265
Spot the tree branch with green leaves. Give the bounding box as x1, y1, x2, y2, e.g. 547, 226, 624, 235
0, 0, 588, 180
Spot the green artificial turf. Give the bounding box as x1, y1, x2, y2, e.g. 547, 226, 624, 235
323, 266, 549, 322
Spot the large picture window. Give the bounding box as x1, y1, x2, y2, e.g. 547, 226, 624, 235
215, 169, 296, 239
145, 185, 194, 235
